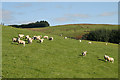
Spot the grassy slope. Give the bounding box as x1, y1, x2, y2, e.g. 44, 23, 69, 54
26, 24, 118, 38
2, 26, 118, 78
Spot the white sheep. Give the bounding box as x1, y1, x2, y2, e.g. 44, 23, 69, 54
79, 40, 81, 42
88, 42, 92, 44
18, 34, 24, 38
82, 51, 87, 56
107, 57, 114, 63
39, 39, 44, 43
104, 55, 114, 63
64, 37, 67, 39
49, 37, 53, 41
106, 43, 108, 45
28, 38, 33, 44
18, 38, 25, 46
44, 36, 48, 39
25, 35, 29, 39
12, 38, 18, 42
104, 55, 109, 61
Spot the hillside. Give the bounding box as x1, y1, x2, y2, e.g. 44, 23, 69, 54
2, 25, 118, 78
25, 24, 118, 39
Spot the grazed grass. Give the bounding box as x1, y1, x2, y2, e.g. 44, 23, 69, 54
2, 25, 118, 78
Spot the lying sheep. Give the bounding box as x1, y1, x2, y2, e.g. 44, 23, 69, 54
44, 36, 48, 39
49, 37, 53, 41
88, 42, 92, 44
39, 39, 44, 43
18, 34, 24, 38
82, 51, 87, 56
18, 38, 25, 46
64, 37, 67, 39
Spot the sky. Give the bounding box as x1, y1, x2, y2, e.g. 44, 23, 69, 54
1, 2, 118, 26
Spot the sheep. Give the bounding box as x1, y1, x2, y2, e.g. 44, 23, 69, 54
107, 57, 114, 63
88, 42, 92, 44
12, 38, 18, 42
44, 36, 48, 39
60, 34, 62, 36
106, 43, 108, 45
33, 36, 41, 40
82, 51, 87, 56
18, 38, 25, 46
25, 35, 29, 39
49, 37, 53, 41
36, 36, 41, 40
64, 37, 67, 39
79, 40, 82, 42
39, 39, 44, 43
28, 38, 33, 44
104, 55, 114, 63
104, 55, 109, 61
18, 34, 24, 38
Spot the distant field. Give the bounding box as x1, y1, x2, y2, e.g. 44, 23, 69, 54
26, 24, 118, 39
2, 25, 118, 78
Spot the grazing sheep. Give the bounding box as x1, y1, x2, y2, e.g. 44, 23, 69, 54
49, 37, 53, 41
12, 38, 18, 42
107, 57, 114, 63
88, 42, 92, 44
79, 40, 81, 42
104, 55, 114, 63
39, 39, 44, 43
82, 51, 87, 56
44, 36, 48, 39
36, 36, 41, 40
18, 38, 25, 46
25, 35, 29, 39
18, 34, 24, 38
104, 55, 109, 61
28, 38, 33, 44
64, 37, 67, 39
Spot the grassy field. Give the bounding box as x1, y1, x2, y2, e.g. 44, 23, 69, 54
2, 25, 118, 78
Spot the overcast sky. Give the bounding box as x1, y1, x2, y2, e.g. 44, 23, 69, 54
2, 2, 118, 26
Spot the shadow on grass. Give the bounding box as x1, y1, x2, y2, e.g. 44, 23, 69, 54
98, 59, 106, 62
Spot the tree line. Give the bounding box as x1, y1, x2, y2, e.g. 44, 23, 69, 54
9, 21, 50, 28
82, 29, 120, 44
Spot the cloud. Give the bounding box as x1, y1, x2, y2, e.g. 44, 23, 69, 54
15, 3, 32, 8
99, 12, 117, 17
54, 13, 90, 22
